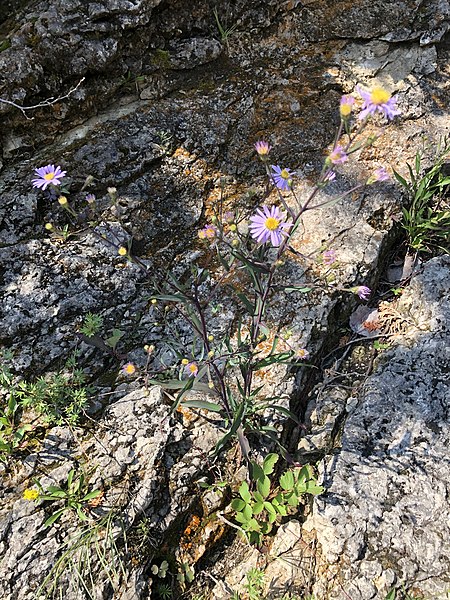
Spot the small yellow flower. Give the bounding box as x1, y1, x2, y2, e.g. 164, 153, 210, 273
207, 335, 214, 341
181, 358, 189, 365
207, 350, 215, 358
45, 223, 53, 230
144, 344, 155, 353
23, 488, 39, 501
118, 246, 127, 256
232, 239, 239, 247
58, 195, 68, 206
229, 224, 237, 232
208, 382, 215, 389
151, 298, 157, 304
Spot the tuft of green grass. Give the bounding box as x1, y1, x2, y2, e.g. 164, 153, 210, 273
394, 137, 450, 255
213, 7, 238, 49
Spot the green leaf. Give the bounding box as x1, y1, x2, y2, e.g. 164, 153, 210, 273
67, 469, 75, 489
231, 498, 246, 512
44, 508, 66, 527
252, 501, 264, 515
253, 491, 265, 504
263, 501, 276, 517
216, 249, 231, 272
81, 489, 101, 502
239, 481, 251, 503
263, 453, 278, 475
254, 351, 294, 370
384, 589, 396, 600
76, 506, 89, 521
251, 462, 265, 482
236, 292, 254, 315
256, 476, 270, 499
181, 399, 222, 412
306, 483, 324, 495
279, 471, 295, 491
264, 404, 302, 426
246, 518, 262, 532
242, 504, 253, 520
235, 511, 248, 524
105, 328, 125, 349
286, 492, 299, 507
414, 151, 421, 175
392, 169, 408, 188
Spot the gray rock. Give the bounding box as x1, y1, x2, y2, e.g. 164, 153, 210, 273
305, 257, 450, 599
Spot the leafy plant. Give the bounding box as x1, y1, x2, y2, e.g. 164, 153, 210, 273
35, 467, 101, 527
79, 312, 104, 337
244, 568, 265, 600
157, 583, 173, 599
0, 359, 34, 461
17, 350, 93, 425
394, 137, 450, 254
32, 87, 395, 466
230, 453, 323, 545
213, 7, 238, 48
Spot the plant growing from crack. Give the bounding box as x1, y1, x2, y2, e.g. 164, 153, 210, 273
31, 86, 400, 465
32, 467, 102, 527
230, 453, 323, 545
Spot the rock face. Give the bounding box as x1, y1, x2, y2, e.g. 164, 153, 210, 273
0, 0, 449, 598
305, 257, 450, 599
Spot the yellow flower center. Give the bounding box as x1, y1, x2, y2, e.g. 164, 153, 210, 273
188, 364, 198, 373
340, 104, 352, 117
265, 217, 280, 231
280, 169, 290, 179
118, 246, 127, 256
370, 88, 390, 105
124, 364, 136, 374
44, 172, 55, 181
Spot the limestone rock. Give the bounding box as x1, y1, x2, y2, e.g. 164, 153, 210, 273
305, 257, 450, 599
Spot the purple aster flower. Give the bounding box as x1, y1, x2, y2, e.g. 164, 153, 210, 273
185, 362, 198, 377
271, 165, 295, 190
323, 170, 336, 183
296, 348, 310, 360
32, 164, 66, 191
357, 86, 401, 121
353, 286, 371, 300
327, 145, 348, 166
367, 167, 390, 184
322, 249, 337, 265
254, 140, 272, 157
340, 94, 355, 118
86, 193, 96, 203
249, 205, 290, 246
